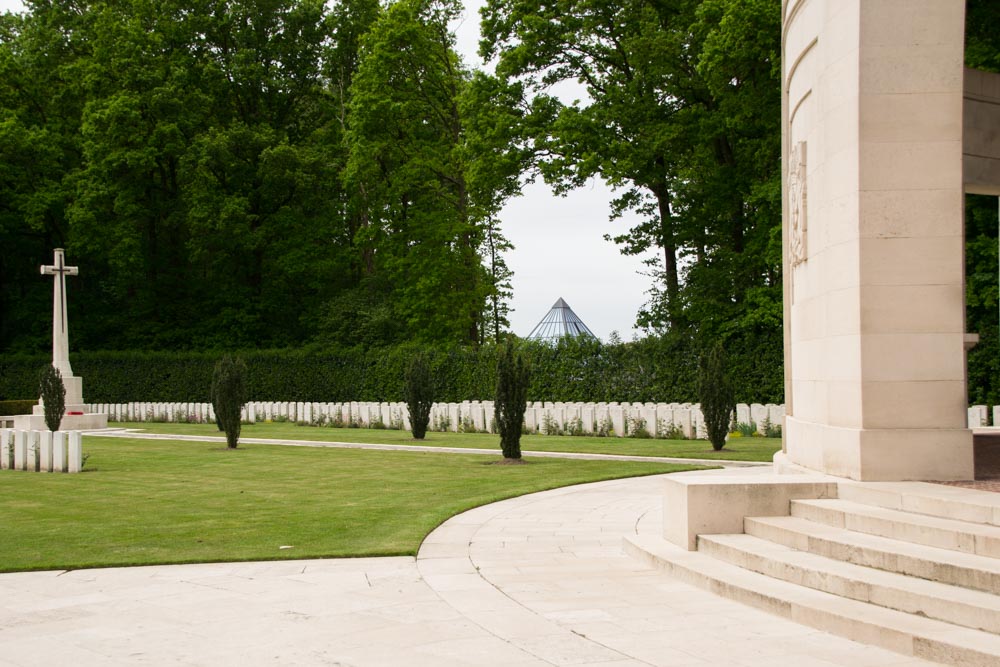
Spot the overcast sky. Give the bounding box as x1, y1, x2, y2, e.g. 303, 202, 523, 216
0, 0, 656, 341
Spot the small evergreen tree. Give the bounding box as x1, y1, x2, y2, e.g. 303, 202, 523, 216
405, 353, 434, 439
494, 343, 530, 460
699, 341, 735, 451
39, 365, 66, 432
211, 356, 247, 449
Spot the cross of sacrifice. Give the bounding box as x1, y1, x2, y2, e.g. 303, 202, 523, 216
41, 248, 79, 378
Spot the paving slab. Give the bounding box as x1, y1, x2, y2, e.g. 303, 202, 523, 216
0, 475, 939, 665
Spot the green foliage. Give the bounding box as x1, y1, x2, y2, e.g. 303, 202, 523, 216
627, 416, 651, 439
38, 366, 66, 432
342, 0, 521, 346
0, 400, 36, 416
963, 10, 1000, 405
405, 353, 434, 439
966, 0, 1000, 73
698, 342, 734, 451
761, 415, 781, 439
210, 356, 247, 449
481, 0, 782, 344
0, 332, 785, 405
966, 194, 1000, 406
495, 344, 530, 460
0, 0, 513, 354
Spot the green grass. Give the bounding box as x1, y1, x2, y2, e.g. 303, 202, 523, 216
111, 421, 780, 462
0, 436, 704, 573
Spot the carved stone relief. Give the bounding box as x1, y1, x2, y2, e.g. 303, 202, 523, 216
789, 140, 808, 267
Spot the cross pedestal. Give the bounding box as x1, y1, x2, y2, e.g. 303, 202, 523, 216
12, 249, 107, 431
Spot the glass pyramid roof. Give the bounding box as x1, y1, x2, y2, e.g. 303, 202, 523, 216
526, 298, 596, 342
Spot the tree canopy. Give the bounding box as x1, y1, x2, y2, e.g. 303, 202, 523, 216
480, 0, 782, 343
0, 0, 519, 352
1, 0, 997, 408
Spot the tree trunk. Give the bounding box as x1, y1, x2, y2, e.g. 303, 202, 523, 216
651, 182, 681, 330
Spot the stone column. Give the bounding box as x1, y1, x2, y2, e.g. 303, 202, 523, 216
782, 0, 972, 480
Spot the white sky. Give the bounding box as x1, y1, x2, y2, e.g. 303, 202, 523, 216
0, 0, 655, 341
453, 1, 654, 341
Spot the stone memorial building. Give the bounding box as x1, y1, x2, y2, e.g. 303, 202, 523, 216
778, 0, 1000, 481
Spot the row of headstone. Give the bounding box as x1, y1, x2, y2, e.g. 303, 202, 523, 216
520, 402, 785, 439
86, 402, 218, 423
970, 405, 993, 428
0, 429, 84, 473
83, 401, 786, 438
83, 401, 1000, 431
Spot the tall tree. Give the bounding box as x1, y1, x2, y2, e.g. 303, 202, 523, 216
0, 0, 521, 353
345, 0, 517, 345
480, 0, 782, 339
0, 1, 92, 350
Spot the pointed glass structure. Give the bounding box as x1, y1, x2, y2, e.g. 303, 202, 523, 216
526, 298, 596, 342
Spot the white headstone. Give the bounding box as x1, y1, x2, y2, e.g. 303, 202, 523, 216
0, 428, 10, 469
68, 432, 83, 473
38, 430, 53, 472
610, 406, 625, 437
26, 430, 39, 471
736, 403, 751, 426
52, 431, 67, 472
13, 430, 26, 470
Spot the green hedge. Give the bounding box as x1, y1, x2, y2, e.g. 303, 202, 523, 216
0, 399, 36, 415
0, 334, 785, 404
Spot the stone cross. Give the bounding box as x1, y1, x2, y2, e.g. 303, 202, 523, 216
41, 248, 78, 379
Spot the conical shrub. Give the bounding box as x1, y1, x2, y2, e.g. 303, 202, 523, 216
495, 344, 530, 460
698, 341, 734, 451
211, 356, 247, 449
39, 365, 66, 432
405, 353, 434, 439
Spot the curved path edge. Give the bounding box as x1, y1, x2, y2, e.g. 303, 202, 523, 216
0, 473, 936, 666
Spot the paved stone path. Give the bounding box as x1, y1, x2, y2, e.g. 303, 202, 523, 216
0, 473, 934, 666
85, 429, 768, 468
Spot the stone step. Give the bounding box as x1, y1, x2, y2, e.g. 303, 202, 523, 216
837, 481, 1000, 528
698, 532, 1000, 634
791, 498, 1000, 558
745, 515, 1000, 594
624, 534, 1000, 666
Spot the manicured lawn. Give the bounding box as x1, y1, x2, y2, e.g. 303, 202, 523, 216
110, 421, 780, 462
0, 437, 704, 573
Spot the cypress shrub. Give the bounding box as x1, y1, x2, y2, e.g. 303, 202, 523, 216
405, 353, 434, 439
211, 356, 247, 449
39, 366, 66, 432
698, 342, 735, 451
495, 344, 530, 460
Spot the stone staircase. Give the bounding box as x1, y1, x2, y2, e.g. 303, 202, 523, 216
626, 481, 1000, 666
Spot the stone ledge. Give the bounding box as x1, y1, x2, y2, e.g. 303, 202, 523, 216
663, 472, 838, 550
11, 413, 108, 431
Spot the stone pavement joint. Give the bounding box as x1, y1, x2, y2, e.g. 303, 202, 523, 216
0, 474, 939, 666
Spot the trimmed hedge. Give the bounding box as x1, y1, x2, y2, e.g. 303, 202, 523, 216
0, 333, 785, 404
0, 399, 36, 415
